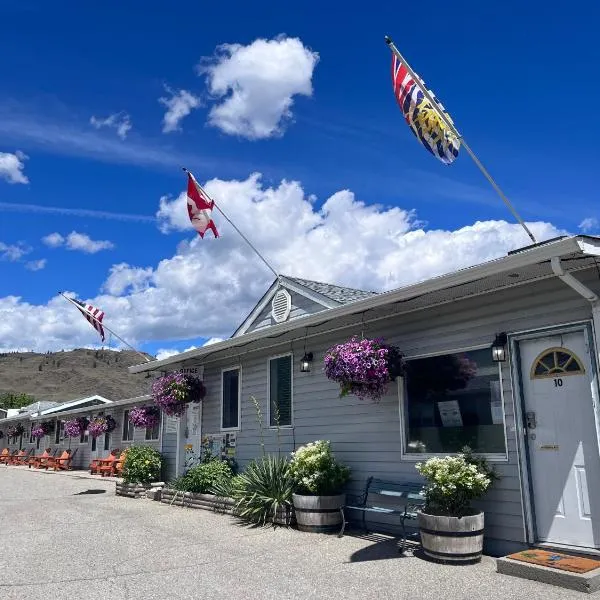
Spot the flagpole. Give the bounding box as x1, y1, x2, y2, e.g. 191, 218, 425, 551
59, 292, 153, 363
182, 168, 279, 279
384, 36, 537, 245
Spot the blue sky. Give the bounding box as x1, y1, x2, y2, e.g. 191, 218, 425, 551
0, 1, 598, 357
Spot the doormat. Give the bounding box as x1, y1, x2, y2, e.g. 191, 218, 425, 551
506, 549, 600, 574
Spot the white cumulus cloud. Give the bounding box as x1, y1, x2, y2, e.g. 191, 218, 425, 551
90, 112, 132, 140
199, 36, 319, 139
42, 231, 114, 253
0, 150, 28, 184
579, 217, 598, 234
0, 173, 566, 353
25, 259, 47, 271
0, 241, 30, 261
159, 86, 201, 133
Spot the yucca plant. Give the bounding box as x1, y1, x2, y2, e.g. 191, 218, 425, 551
227, 455, 295, 526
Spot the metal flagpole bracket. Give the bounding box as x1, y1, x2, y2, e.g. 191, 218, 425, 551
384, 35, 537, 244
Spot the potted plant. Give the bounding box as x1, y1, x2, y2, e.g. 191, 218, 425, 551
88, 415, 117, 438
151, 372, 206, 416
128, 406, 160, 429
64, 417, 89, 438
415, 449, 497, 563
324, 337, 403, 402
31, 422, 53, 439
7, 423, 25, 441
289, 440, 351, 533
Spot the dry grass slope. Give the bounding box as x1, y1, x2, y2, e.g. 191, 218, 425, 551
0, 349, 154, 402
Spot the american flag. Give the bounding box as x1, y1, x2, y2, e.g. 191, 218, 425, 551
391, 54, 460, 164
73, 298, 105, 342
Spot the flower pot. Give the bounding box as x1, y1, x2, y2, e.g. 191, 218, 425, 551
292, 493, 345, 533
418, 510, 484, 564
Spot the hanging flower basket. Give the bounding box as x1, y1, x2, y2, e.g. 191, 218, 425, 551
7, 423, 25, 439
152, 372, 206, 417
324, 337, 404, 402
129, 406, 161, 429
88, 415, 117, 438
31, 422, 54, 439
64, 417, 89, 438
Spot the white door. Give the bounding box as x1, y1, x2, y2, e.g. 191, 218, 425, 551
519, 330, 600, 548
177, 403, 202, 475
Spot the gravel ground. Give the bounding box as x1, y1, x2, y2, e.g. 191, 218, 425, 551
0, 467, 592, 600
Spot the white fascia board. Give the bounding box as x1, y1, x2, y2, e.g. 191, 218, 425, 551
129, 236, 590, 374
232, 279, 279, 337
40, 395, 112, 415
33, 395, 151, 420
278, 277, 340, 310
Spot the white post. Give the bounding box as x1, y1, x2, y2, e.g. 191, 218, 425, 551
385, 36, 537, 245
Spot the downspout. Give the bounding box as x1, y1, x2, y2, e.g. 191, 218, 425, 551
551, 256, 600, 360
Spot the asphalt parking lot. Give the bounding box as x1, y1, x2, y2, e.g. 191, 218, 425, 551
0, 467, 590, 600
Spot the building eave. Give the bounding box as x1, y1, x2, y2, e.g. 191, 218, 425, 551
129, 235, 599, 374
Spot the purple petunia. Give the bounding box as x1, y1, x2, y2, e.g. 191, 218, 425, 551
129, 406, 161, 429
151, 372, 206, 417
324, 337, 402, 402
64, 417, 89, 438
88, 415, 117, 438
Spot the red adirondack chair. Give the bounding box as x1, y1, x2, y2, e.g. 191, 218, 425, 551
90, 449, 119, 475
28, 448, 54, 469
50, 449, 77, 471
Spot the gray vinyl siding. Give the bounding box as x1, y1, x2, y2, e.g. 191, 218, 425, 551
180, 268, 600, 553
245, 290, 329, 335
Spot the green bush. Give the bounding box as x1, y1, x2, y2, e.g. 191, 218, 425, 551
172, 460, 233, 494
122, 445, 162, 484
289, 440, 350, 496
226, 455, 294, 526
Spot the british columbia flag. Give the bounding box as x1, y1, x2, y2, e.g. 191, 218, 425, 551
391, 54, 460, 164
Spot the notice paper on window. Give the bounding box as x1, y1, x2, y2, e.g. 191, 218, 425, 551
437, 400, 463, 427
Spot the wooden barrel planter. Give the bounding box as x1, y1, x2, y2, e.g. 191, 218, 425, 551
418, 511, 484, 564
292, 494, 345, 533
116, 482, 151, 498
160, 489, 235, 513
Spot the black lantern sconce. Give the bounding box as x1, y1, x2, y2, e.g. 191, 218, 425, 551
300, 352, 313, 373
491, 332, 508, 362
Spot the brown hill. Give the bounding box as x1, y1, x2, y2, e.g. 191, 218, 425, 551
0, 349, 154, 403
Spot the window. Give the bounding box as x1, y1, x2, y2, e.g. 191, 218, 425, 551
79, 428, 88, 445
91, 436, 97, 452
122, 410, 134, 441
54, 420, 64, 445
221, 368, 240, 430
104, 432, 111, 451
29, 427, 34, 444
530, 347, 584, 379
403, 348, 505, 455
145, 415, 161, 441
269, 355, 292, 427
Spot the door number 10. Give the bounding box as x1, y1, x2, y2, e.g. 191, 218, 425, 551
553, 378, 563, 387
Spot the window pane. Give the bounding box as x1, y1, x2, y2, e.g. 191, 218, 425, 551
104, 432, 110, 451
122, 411, 133, 441
222, 369, 240, 429
145, 418, 160, 441
270, 356, 292, 427
404, 349, 505, 454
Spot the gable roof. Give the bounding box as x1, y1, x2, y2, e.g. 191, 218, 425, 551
232, 275, 377, 337
283, 276, 378, 305
130, 235, 600, 374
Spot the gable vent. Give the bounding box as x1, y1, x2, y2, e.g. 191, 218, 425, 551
271, 288, 292, 323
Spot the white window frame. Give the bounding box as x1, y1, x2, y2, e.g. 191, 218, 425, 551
398, 344, 509, 463
221, 366, 242, 432
267, 353, 294, 429
145, 411, 162, 441
122, 409, 134, 442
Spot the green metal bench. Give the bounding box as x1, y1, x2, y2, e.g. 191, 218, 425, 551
341, 477, 426, 548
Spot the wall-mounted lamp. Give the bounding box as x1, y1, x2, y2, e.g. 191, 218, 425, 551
300, 352, 313, 372
491, 332, 508, 362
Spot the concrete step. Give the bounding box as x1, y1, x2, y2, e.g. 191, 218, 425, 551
497, 555, 600, 594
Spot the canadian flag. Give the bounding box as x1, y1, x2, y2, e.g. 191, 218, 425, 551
186, 171, 219, 239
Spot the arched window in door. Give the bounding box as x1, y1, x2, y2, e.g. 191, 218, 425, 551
530, 347, 585, 379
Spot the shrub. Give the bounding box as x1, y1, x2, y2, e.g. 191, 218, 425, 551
289, 440, 350, 496
122, 445, 162, 484
415, 449, 495, 517
227, 455, 295, 526
172, 460, 233, 494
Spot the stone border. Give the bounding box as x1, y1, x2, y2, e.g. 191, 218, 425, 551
116, 481, 152, 498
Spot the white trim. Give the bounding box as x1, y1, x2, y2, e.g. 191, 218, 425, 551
398, 349, 509, 462
220, 366, 242, 432
40, 395, 112, 415
279, 277, 340, 310
267, 352, 294, 429
130, 235, 600, 374
271, 288, 292, 323
233, 280, 280, 337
